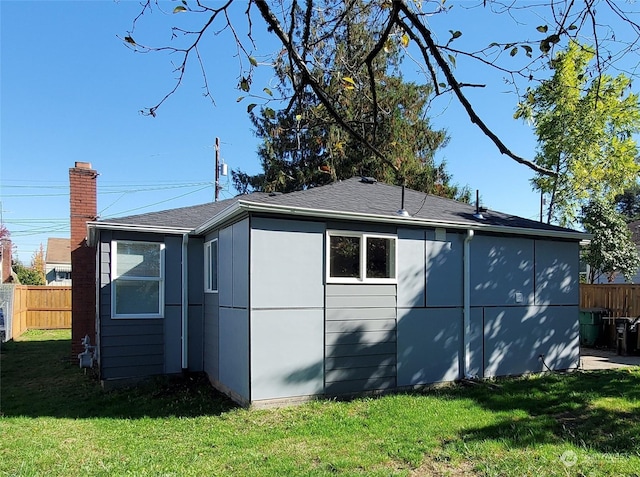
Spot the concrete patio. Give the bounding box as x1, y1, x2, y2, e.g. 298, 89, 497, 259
580, 348, 640, 370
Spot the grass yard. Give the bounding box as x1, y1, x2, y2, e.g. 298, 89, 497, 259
1, 330, 640, 476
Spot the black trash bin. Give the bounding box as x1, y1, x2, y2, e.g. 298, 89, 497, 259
614, 318, 640, 355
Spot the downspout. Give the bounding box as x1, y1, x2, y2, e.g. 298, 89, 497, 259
181, 233, 189, 370
463, 229, 474, 379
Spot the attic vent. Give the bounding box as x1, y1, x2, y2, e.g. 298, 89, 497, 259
360, 176, 377, 184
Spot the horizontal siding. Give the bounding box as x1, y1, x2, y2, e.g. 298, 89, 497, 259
326, 342, 396, 357
325, 284, 397, 395
325, 377, 396, 395
101, 354, 164, 369
326, 354, 397, 370
326, 307, 396, 321
100, 318, 164, 380
325, 330, 394, 346
326, 319, 396, 333
326, 284, 396, 296
327, 295, 395, 309
326, 365, 396, 382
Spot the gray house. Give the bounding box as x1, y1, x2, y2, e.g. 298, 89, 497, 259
86, 177, 585, 407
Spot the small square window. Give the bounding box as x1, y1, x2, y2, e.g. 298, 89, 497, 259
329, 235, 361, 279
366, 237, 395, 279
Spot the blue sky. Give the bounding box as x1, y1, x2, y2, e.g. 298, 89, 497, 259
1, 1, 628, 263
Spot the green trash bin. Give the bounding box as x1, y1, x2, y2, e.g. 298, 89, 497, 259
579, 308, 606, 347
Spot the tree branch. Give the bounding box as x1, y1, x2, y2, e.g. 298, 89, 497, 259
398, 1, 557, 176
254, 0, 399, 172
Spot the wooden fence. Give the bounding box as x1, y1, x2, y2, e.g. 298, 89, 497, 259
11, 285, 72, 338
580, 284, 640, 317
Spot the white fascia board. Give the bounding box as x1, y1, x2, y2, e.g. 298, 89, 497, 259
235, 201, 589, 241
175, 198, 589, 242
193, 201, 244, 235
86, 221, 193, 246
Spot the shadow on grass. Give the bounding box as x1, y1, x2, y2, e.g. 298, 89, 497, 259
431, 370, 640, 455
0, 338, 238, 419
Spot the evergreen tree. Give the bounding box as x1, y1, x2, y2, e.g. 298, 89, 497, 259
233, 1, 467, 200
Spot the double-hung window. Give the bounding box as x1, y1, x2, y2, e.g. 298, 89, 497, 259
327, 232, 397, 283
111, 240, 164, 318
204, 238, 218, 293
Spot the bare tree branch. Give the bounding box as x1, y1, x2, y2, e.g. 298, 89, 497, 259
125, 0, 640, 179
397, 1, 557, 176
253, 0, 399, 172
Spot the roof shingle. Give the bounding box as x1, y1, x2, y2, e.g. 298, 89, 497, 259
99, 177, 580, 236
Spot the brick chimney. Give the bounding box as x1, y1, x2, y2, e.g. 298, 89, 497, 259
70, 162, 98, 356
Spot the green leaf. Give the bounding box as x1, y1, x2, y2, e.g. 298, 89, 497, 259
239, 77, 250, 92
124, 35, 136, 45
448, 54, 456, 68
449, 30, 462, 40
236, 96, 245, 102
295, 114, 302, 122
247, 103, 257, 113
510, 46, 518, 57
173, 5, 187, 13
488, 42, 499, 48
568, 24, 577, 31
547, 34, 561, 44
540, 40, 551, 54
438, 82, 447, 88
249, 56, 258, 67
263, 87, 273, 97
537, 25, 548, 33
264, 107, 275, 119
522, 45, 533, 57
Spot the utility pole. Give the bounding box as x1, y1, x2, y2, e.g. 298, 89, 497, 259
215, 137, 220, 202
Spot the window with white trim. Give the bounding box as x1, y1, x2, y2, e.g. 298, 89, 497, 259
327, 232, 397, 283
111, 240, 164, 318
204, 238, 218, 293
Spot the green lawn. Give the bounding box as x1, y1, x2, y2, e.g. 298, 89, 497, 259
1, 330, 640, 476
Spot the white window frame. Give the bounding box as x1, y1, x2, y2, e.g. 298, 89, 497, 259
326, 231, 397, 284
204, 238, 218, 293
111, 240, 165, 319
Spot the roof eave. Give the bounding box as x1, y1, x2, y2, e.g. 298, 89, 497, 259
196, 200, 588, 241
86, 221, 193, 246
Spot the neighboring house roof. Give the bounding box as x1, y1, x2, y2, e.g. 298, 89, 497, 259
89, 177, 586, 241
46, 238, 71, 265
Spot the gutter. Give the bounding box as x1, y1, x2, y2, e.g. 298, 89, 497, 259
196, 200, 588, 242
463, 229, 474, 379
181, 233, 189, 370
86, 221, 192, 247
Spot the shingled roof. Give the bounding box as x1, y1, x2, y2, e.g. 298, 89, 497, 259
45, 238, 71, 264
96, 177, 583, 239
